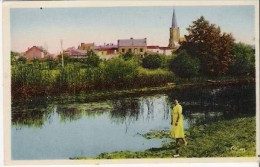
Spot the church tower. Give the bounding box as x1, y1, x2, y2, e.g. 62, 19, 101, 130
168, 9, 180, 49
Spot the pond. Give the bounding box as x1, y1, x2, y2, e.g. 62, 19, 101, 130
11, 84, 255, 160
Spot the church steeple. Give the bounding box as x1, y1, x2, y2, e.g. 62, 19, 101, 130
171, 9, 178, 28
168, 8, 180, 49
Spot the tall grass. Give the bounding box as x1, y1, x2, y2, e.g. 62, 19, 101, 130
11, 58, 178, 99
135, 67, 175, 87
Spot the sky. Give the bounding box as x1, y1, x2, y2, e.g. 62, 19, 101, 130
10, 6, 255, 54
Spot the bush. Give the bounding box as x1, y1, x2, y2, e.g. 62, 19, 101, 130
161, 55, 175, 69
121, 51, 135, 61
142, 54, 162, 69
85, 50, 102, 67
103, 57, 138, 88
229, 43, 255, 76
169, 50, 200, 78
136, 67, 174, 87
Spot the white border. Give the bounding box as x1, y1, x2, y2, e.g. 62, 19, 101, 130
2, 0, 260, 166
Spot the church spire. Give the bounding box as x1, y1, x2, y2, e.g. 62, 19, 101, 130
171, 9, 177, 28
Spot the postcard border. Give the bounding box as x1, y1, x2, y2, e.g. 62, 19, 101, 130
2, 0, 260, 165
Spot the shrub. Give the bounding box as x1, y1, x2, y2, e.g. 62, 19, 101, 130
169, 50, 200, 78
85, 50, 102, 67
121, 51, 135, 61
136, 67, 174, 87
229, 43, 255, 76
142, 54, 162, 69
103, 57, 138, 88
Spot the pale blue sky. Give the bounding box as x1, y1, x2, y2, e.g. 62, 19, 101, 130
11, 6, 255, 54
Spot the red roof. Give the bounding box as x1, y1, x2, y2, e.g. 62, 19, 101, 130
159, 46, 170, 50
147, 45, 160, 49
25, 46, 44, 54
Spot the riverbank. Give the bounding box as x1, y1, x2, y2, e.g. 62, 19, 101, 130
11, 60, 255, 100
71, 116, 255, 159
12, 76, 255, 104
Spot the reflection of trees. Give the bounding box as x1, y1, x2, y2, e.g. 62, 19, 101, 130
56, 102, 113, 123
12, 99, 113, 126
12, 98, 54, 128
110, 98, 140, 124
56, 106, 83, 122
109, 96, 170, 126
168, 84, 255, 126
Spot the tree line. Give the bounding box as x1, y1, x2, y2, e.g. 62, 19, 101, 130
11, 16, 255, 99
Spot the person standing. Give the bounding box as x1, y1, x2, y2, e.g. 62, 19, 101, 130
171, 99, 187, 157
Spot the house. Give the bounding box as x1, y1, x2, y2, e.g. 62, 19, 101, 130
78, 43, 94, 51
64, 47, 87, 58
22, 46, 53, 60
118, 38, 147, 55
94, 43, 118, 59
147, 46, 172, 56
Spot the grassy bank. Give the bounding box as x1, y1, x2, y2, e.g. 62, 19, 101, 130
71, 116, 255, 159
12, 62, 255, 101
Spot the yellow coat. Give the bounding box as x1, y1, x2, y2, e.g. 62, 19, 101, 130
171, 104, 185, 138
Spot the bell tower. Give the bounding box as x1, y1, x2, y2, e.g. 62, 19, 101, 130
168, 9, 180, 49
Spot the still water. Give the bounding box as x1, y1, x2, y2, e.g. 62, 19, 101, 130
11, 84, 255, 160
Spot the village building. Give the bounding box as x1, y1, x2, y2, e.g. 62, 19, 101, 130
78, 42, 95, 51
94, 43, 118, 59
147, 46, 172, 56
22, 46, 54, 60
118, 38, 147, 55
64, 47, 87, 58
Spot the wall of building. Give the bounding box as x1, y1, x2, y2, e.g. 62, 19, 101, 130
24, 48, 44, 60
118, 46, 147, 55
78, 43, 94, 51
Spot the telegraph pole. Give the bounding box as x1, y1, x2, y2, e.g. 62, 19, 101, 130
60, 40, 64, 67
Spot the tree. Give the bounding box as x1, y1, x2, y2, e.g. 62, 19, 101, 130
103, 57, 138, 88
142, 54, 162, 69
121, 51, 135, 61
169, 50, 200, 78
17, 56, 27, 64
229, 43, 255, 76
179, 16, 235, 76
11, 51, 21, 64
85, 50, 102, 67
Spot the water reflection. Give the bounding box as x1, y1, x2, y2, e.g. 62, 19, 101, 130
12, 84, 255, 128
11, 84, 256, 159
169, 84, 255, 125
56, 102, 113, 123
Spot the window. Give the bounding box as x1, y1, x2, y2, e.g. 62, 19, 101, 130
129, 49, 132, 52
140, 48, 143, 52
122, 49, 125, 53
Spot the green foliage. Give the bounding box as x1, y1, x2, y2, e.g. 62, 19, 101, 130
141, 130, 170, 139
229, 43, 255, 76
17, 56, 27, 64
103, 57, 138, 88
161, 55, 175, 69
121, 51, 135, 61
85, 50, 102, 67
142, 54, 162, 69
136, 67, 174, 87
57, 64, 82, 87
179, 16, 235, 76
11, 51, 21, 64
169, 50, 200, 78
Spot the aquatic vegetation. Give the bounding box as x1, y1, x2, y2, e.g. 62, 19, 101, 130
72, 116, 255, 159
140, 130, 171, 139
